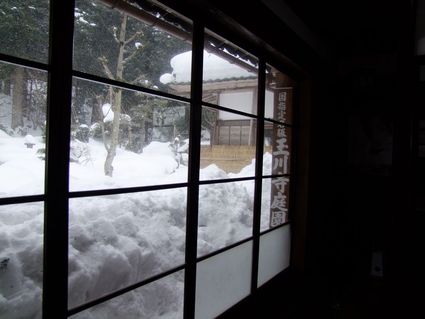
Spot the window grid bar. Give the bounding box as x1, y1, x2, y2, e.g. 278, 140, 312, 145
183, 19, 204, 319
259, 221, 291, 236
0, 2, 297, 317
202, 101, 260, 120
0, 195, 45, 206
72, 70, 191, 104
199, 176, 255, 185
196, 236, 253, 263
67, 264, 186, 317
196, 101, 296, 128
262, 174, 291, 179
199, 105, 294, 127
265, 117, 293, 128
43, 1, 75, 318
0, 52, 49, 72
251, 59, 266, 293
68, 182, 189, 199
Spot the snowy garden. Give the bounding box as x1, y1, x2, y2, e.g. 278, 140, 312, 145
0, 89, 274, 318
0, 0, 287, 317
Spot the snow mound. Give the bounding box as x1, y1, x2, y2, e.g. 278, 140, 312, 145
142, 141, 175, 157
0, 133, 274, 318
199, 164, 228, 180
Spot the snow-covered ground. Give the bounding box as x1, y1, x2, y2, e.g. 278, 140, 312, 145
0, 130, 274, 319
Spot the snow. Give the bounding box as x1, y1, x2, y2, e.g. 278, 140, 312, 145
0, 133, 45, 197
0, 202, 43, 319
159, 73, 174, 84
24, 135, 36, 145
0, 128, 276, 318
160, 50, 256, 84
69, 140, 184, 191
102, 103, 114, 123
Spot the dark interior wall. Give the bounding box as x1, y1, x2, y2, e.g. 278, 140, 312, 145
161, 0, 419, 316
203, 0, 419, 316
284, 0, 419, 315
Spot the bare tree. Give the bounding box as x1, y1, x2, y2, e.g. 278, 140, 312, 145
11, 67, 26, 131
99, 13, 142, 176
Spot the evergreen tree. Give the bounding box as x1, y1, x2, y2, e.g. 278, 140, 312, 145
0, 0, 49, 133
0, 0, 49, 63
73, 0, 190, 176
0, 0, 190, 166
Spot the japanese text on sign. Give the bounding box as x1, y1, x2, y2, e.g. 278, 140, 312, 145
269, 88, 292, 227
269, 177, 289, 227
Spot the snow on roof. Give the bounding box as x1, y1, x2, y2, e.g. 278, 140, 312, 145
160, 50, 256, 84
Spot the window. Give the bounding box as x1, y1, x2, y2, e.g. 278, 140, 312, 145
0, 1, 296, 318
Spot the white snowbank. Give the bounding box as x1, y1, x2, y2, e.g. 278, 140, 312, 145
0, 202, 43, 319
68, 187, 187, 310
0, 131, 277, 318
0, 133, 45, 197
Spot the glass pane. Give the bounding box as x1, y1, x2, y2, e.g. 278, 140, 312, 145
265, 65, 294, 124
74, 0, 192, 97
258, 225, 291, 287
0, 202, 44, 318
0, 63, 47, 197
198, 181, 253, 256
263, 122, 291, 176
69, 78, 189, 192
200, 106, 256, 179
0, 1, 49, 63
68, 188, 186, 309
203, 30, 258, 113
70, 270, 184, 319
261, 177, 290, 231
195, 241, 252, 319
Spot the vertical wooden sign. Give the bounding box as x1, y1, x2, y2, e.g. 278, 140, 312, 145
270, 87, 292, 228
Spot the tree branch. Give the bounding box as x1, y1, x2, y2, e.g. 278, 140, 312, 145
122, 48, 140, 66
124, 30, 144, 45
98, 56, 115, 80
130, 73, 146, 85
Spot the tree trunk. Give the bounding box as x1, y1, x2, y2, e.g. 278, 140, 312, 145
95, 95, 108, 152
104, 14, 127, 176
140, 119, 146, 149
104, 88, 122, 176
11, 67, 26, 130
128, 124, 133, 150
